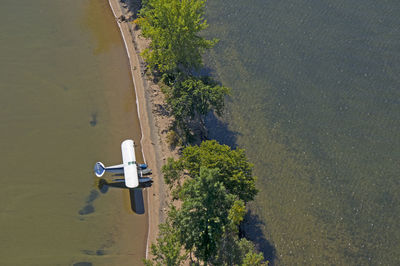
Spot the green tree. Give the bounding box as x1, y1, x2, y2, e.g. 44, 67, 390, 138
143, 218, 187, 266
209, 199, 268, 266
163, 140, 258, 202
137, 0, 217, 73
242, 249, 267, 266
163, 77, 230, 140
172, 167, 235, 264
212, 234, 268, 266
228, 199, 246, 232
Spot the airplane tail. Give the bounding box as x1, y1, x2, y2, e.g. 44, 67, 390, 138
94, 162, 106, 177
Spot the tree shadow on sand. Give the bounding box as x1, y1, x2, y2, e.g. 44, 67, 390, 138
120, 0, 142, 18
240, 209, 276, 265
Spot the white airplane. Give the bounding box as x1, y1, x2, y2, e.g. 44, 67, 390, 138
94, 139, 152, 188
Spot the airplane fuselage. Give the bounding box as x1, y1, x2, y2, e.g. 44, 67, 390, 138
94, 139, 152, 189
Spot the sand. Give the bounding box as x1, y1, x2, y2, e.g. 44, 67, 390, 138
108, 0, 179, 260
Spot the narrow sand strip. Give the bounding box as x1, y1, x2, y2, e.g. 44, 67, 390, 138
107, 0, 168, 260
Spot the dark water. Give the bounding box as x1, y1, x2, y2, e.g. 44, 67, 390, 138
204, 0, 399, 264
0, 0, 146, 264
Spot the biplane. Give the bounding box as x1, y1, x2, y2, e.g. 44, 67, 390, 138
94, 139, 152, 188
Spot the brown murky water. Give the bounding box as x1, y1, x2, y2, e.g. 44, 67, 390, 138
0, 0, 146, 264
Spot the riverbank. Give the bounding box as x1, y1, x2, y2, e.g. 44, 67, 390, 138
108, 0, 179, 260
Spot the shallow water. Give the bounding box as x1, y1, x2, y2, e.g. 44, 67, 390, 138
0, 0, 146, 265
204, 0, 399, 264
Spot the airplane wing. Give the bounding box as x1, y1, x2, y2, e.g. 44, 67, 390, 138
121, 139, 139, 188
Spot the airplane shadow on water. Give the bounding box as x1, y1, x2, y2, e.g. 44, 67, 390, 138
97, 177, 150, 214
78, 177, 149, 217
78, 189, 99, 216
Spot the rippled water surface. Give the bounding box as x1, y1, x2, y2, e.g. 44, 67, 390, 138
0, 0, 146, 264
204, 0, 399, 264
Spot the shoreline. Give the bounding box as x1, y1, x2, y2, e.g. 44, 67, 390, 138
107, 0, 156, 258
107, 0, 178, 261
106, 0, 152, 258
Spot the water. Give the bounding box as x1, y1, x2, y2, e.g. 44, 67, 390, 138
204, 0, 399, 264
0, 0, 146, 264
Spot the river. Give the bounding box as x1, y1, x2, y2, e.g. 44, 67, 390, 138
0, 0, 146, 265
204, 0, 399, 264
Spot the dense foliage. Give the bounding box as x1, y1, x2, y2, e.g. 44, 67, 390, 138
137, 0, 216, 73
143, 217, 187, 266
212, 232, 267, 266
147, 166, 266, 265
138, 0, 228, 143
136, 0, 266, 264
174, 168, 236, 263
163, 76, 230, 141
163, 140, 258, 203
157, 141, 263, 264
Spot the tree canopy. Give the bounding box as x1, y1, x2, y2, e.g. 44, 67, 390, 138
172, 167, 236, 263
146, 167, 267, 265
143, 218, 187, 266
163, 77, 230, 140
211, 232, 268, 266
137, 0, 217, 73
137, 0, 227, 143
136, 1, 266, 264
163, 140, 258, 202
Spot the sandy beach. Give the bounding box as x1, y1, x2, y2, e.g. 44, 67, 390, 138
108, 0, 179, 260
